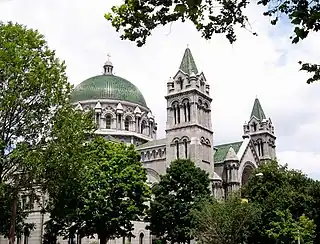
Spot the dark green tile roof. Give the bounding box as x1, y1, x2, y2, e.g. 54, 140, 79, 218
71, 74, 147, 106
179, 48, 198, 75
214, 141, 243, 163
250, 98, 266, 120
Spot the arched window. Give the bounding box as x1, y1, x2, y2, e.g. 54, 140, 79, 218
187, 102, 191, 121
184, 139, 188, 158
184, 103, 187, 122
173, 105, 177, 124
252, 122, 257, 132
257, 140, 264, 156
177, 105, 181, 123
125, 117, 131, 131
261, 141, 264, 156
139, 233, 144, 244
175, 141, 179, 159
141, 120, 147, 134
106, 115, 112, 129
179, 77, 184, 90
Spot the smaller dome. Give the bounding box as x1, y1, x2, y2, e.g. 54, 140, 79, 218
104, 60, 113, 66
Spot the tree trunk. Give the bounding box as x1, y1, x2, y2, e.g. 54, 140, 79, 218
98, 234, 107, 244
9, 197, 18, 244
76, 234, 81, 244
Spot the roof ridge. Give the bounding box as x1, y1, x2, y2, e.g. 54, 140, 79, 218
215, 141, 243, 147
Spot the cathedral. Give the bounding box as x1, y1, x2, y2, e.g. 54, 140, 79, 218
0, 48, 277, 244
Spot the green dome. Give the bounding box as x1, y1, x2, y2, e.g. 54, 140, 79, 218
71, 74, 147, 106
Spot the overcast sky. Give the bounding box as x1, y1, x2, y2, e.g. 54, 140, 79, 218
1, 0, 320, 178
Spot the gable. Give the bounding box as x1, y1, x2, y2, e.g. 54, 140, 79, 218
214, 141, 243, 163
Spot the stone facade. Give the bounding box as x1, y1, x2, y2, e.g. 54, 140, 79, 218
0, 48, 277, 244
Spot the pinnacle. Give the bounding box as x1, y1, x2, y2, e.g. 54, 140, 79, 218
225, 147, 239, 161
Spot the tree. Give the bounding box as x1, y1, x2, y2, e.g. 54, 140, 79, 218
192, 194, 261, 244
44, 137, 151, 244
0, 183, 34, 238
37, 104, 95, 242
80, 138, 150, 244
147, 159, 210, 244
241, 160, 316, 243
0, 21, 71, 242
266, 209, 315, 244
105, 0, 320, 83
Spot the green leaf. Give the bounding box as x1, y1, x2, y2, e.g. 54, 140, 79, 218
174, 4, 187, 14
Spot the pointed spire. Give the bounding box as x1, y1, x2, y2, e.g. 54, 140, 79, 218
225, 147, 239, 161
179, 47, 198, 75
250, 97, 266, 120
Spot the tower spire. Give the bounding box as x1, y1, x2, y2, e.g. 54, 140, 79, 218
179, 47, 198, 75
250, 97, 266, 120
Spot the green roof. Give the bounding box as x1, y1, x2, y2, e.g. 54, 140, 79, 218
179, 48, 198, 75
250, 98, 266, 120
71, 74, 147, 106
137, 138, 167, 149
214, 141, 243, 163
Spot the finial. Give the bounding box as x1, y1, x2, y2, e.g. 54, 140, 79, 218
107, 53, 111, 61
255, 94, 258, 99
187, 44, 189, 48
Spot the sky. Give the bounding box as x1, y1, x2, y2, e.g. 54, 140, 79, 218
1, 0, 320, 178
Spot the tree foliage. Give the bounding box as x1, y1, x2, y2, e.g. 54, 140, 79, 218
44, 137, 150, 244
105, 0, 320, 83
192, 194, 261, 244
266, 209, 315, 244
80, 138, 150, 244
147, 159, 210, 244
0, 21, 71, 236
241, 160, 318, 243
0, 184, 34, 237
37, 104, 95, 239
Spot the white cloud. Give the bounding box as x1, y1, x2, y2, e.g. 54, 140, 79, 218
1, 0, 320, 178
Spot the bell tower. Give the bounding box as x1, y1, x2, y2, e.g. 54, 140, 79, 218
243, 98, 276, 161
165, 47, 214, 178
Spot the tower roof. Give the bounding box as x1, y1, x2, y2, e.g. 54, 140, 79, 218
250, 98, 266, 120
179, 47, 198, 75
225, 147, 239, 161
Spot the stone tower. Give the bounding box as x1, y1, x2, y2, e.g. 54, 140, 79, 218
165, 47, 214, 178
224, 147, 240, 195
243, 98, 276, 161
